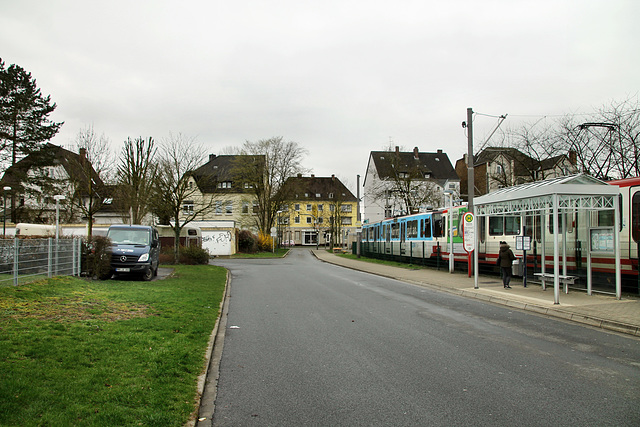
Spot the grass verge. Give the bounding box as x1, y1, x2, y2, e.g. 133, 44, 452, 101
0, 264, 227, 426
230, 248, 290, 258
335, 252, 427, 270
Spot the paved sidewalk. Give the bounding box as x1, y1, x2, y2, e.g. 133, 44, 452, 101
311, 250, 640, 337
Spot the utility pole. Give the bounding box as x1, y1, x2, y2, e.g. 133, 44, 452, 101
466, 107, 474, 213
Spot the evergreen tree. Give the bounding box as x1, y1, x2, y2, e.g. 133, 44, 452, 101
0, 59, 63, 166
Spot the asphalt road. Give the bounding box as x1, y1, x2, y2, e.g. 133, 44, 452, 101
206, 249, 640, 426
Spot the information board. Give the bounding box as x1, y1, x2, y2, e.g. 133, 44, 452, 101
462, 212, 475, 253
590, 227, 614, 252
515, 236, 531, 251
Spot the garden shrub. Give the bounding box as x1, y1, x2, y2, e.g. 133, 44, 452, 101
238, 229, 258, 253
160, 245, 210, 265
179, 245, 210, 265
82, 235, 112, 279
257, 232, 273, 252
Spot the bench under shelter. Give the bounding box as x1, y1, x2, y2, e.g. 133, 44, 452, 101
472, 174, 621, 304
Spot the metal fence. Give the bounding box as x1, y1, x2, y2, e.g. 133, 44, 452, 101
0, 238, 83, 287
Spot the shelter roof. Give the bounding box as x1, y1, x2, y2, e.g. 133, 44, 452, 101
474, 174, 619, 215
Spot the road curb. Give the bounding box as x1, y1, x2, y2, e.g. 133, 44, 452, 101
188, 270, 231, 427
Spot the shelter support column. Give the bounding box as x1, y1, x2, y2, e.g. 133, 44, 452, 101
553, 193, 560, 304
615, 194, 621, 300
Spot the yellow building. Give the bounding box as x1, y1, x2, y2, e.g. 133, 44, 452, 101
278, 174, 359, 247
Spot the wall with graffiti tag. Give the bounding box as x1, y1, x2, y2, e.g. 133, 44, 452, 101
202, 229, 234, 255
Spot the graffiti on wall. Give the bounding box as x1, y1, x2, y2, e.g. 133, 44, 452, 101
202, 230, 233, 255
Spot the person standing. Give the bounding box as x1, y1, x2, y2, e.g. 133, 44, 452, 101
498, 241, 516, 288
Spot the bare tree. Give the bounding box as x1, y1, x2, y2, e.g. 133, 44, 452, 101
69, 124, 113, 236
594, 97, 640, 178
152, 132, 217, 261
116, 137, 157, 224
551, 96, 640, 180
235, 137, 308, 234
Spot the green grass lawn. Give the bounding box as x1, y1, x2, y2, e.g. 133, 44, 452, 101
0, 265, 227, 426
335, 252, 426, 270
230, 248, 290, 258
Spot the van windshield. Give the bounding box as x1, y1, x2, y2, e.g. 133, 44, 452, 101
108, 229, 150, 245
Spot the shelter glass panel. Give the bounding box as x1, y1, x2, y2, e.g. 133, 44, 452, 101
504, 216, 520, 235
525, 215, 541, 242
489, 216, 503, 236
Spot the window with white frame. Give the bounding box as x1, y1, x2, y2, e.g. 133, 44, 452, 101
340, 204, 352, 213
295, 203, 300, 211
242, 201, 249, 214
306, 204, 312, 211
215, 201, 223, 214
295, 216, 300, 224
183, 201, 194, 215
225, 201, 233, 214
318, 204, 323, 211
341, 217, 353, 225
306, 217, 312, 224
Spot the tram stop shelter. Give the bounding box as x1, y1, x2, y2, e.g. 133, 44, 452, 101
473, 174, 621, 303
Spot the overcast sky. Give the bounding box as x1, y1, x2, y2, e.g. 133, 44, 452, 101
2, 0, 638, 192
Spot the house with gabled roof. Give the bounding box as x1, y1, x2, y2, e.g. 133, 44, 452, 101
278, 174, 359, 247
455, 147, 578, 200
0, 143, 104, 224
182, 154, 265, 231
362, 146, 460, 223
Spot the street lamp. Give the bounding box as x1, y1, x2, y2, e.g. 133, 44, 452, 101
54, 195, 65, 240
3, 186, 11, 238
444, 190, 454, 273
276, 210, 283, 248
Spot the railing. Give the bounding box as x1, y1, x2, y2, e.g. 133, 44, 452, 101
0, 238, 83, 287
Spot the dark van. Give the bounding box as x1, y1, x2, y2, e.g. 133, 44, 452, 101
106, 225, 160, 281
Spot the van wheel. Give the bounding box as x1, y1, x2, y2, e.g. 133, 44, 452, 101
141, 268, 153, 281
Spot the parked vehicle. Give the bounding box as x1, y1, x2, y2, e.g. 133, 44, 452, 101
156, 224, 202, 248
105, 225, 160, 281
15, 223, 56, 237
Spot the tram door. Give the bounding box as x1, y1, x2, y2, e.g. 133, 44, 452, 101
477, 216, 487, 255
631, 187, 640, 262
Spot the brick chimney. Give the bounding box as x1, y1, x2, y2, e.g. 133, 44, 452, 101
568, 150, 577, 165
395, 146, 400, 154
209, 154, 217, 162
413, 147, 419, 159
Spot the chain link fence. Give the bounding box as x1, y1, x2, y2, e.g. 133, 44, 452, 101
0, 238, 83, 287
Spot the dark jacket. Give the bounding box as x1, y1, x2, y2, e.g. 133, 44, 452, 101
498, 243, 516, 268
